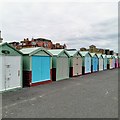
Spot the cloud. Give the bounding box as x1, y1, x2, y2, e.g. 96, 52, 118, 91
0, 2, 118, 52
66, 17, 118, 52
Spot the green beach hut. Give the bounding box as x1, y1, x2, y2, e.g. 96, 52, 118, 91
67, 50, 82, 77
20, 47, 53, 87
48, 49, 70, 81
0, 43, 23, 92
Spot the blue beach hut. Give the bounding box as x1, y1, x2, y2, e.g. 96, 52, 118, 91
20, 47, 53, 87
102, 54, 107, 70
90, 53, 98, 72
97, 54, 104, 71
80, 51, 92, 74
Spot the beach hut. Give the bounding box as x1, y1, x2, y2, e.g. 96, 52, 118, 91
90, 53, 98, 72
80, 51, 92, 74
107, 55, 112, 69
48, 49, 70, 81
119, 56, 120, 68
67, 50, 82, 77
102, 54, 107, 70
115, 56, 119, 68
20, 47, 52, 87
0, 43, 23, 92
112, 55, 115, 69
97, 54, 104, 71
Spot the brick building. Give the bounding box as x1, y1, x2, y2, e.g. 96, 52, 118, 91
52, 43, 66, 49
9, 38, 67, 50
80, 47, 87, 51
80, 45, 114, 55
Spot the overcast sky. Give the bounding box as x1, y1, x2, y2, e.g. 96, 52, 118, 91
0, 1, 118, 52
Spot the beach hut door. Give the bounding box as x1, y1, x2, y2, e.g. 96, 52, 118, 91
5, 64, 11, 90
73, 57, 78, 76
5, 56, 21, 90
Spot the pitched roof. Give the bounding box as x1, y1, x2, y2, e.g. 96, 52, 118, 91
97, 54, 103, 58
20, 47, 52, 56
106, 55, 112, 58
0, 42, 23, 55
115, 56, 118, 59
20, 47, 40, 54
90, 53, 97, 57
48, 49, 70, 57
67, 50, 82, 57
80, 51, 91, 57
102, 54, 107, 58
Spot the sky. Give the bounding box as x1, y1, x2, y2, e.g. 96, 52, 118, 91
0, 0, 118, 52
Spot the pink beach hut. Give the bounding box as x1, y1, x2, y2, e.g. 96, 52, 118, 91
115, 56, 119, 68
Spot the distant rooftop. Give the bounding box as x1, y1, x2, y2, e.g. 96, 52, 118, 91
34, 38, 52, 42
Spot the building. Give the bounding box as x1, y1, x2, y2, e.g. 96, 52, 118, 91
0, 31, 3, 43
52, 43, 67, 49
80, 45, 114, 55
9, 37, 67, 50
9, 41, 21, 49
33, 38, 53, 49
89, 45, 104, 54
89, 45, 97, 53
80, 47, 87, 51
104, 49, 110, 55
110, 50, 114, 55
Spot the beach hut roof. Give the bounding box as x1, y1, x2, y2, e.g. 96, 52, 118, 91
80, 51, 91, 57
20, 47, 52, 56
115, 56, 118, 58
102, 54, 107, 58
48, 49, 70, 57
67, 50, 82, 57
107, 55, 113, 58
97, 53, 103, 58
0, 42, 23, 55
90, 53, 98, 57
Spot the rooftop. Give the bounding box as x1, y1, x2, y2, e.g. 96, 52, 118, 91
80, 51, 90, 57
67, 50, 78, 56
20, 47, 41, 54
34, 38, 51, 42
48, 49, 64, 56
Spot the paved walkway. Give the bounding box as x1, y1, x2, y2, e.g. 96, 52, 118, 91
2, 69, 118, 118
